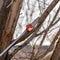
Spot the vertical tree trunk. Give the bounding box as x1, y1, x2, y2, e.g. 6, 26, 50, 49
0, 0, 23, 60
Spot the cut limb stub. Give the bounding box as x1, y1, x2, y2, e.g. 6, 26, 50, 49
26, 24, 33, 32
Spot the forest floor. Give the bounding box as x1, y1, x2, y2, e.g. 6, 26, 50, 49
11, 45, 52, 60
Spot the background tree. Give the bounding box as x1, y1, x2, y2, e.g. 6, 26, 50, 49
0, 0, 23, 60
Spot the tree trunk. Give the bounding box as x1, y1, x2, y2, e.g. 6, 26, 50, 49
0, 0, 23, 60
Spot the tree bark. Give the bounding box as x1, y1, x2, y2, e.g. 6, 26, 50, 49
0, 0, 23, 60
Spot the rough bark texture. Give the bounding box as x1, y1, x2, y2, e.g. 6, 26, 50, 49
0, 0, 23, 60
0, 0, 11, 52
